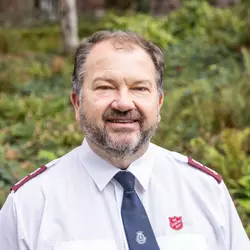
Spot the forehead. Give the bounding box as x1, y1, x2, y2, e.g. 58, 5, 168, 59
84, 39, 156, 79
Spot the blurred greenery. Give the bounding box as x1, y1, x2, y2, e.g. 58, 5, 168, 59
0, 0, 250, 236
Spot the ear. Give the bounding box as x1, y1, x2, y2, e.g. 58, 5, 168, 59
70, 91, 80, 121
158, 93, 164, 109
157, 94, 164, 123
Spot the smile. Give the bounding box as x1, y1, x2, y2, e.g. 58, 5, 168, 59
107, 120, 138, 123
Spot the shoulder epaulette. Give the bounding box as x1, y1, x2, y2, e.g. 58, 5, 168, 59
187, 157, 222, 184
11, 158, 60, 192
169, 151, 222, 184
11, 165, 47, 192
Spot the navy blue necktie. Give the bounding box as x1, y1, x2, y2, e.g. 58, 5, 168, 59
114, 171, 160, 250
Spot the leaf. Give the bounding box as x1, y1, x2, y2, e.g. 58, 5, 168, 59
37, 150, 57, 162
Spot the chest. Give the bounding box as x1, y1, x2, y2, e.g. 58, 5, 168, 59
34, 179, 223, 250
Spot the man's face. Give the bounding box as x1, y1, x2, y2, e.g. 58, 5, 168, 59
72, 39, 163, 158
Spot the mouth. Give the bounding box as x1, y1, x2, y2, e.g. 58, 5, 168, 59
107, 119, 139, 123
105, 119, 140, 131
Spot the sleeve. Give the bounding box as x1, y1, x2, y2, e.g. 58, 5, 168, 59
0, 192, 28, 250
220, 181, 250, 250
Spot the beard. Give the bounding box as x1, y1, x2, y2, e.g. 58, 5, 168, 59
79, 103, 159, 159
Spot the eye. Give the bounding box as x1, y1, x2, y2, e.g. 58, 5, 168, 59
132, 87, 149, 92
96, 85, 114, 90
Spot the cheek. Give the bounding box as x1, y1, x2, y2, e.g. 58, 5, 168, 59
140, 99, 160, 115
83, 98, 111, 120
85, 89, 115, 105
146, 110, 159, 122
139, 107, 159, 126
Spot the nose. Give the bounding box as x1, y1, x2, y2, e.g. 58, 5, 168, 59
111, 89, 135, 112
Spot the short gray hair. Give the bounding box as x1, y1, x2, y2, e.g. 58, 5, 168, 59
72, 30, 164, 96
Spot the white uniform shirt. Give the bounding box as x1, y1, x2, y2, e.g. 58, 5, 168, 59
0, 140, 249, 250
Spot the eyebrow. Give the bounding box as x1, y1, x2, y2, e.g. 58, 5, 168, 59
93, 76, 117, 84
93, 77, 152, 86
133, 80, 152, 87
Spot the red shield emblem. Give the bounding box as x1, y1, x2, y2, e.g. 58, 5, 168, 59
169, 216, 183, 231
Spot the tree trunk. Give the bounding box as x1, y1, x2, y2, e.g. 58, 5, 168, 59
214, 0, 241, 8
34, 0, 40, 9
60, 0, 79, 55
105, 0, 135, 11
150, 0, 181, 16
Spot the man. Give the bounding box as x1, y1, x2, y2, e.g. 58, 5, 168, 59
0, 30, 249, 250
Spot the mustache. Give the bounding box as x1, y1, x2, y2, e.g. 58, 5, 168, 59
103, 109, 143, 121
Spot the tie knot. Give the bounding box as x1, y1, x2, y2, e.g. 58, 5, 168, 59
114, 171, 135, 192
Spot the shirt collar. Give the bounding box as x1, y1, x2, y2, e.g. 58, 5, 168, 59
78, 139, 155, 192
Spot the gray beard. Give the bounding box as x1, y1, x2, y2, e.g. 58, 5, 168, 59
79, 105, 159, 159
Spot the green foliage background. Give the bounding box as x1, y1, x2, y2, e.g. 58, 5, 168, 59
0, 0, 250, 236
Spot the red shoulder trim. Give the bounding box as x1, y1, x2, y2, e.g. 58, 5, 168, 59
187, 157, 222, 184
11, 165, 47, 192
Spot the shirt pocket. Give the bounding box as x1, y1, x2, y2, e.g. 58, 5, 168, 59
157, 234, 208, 250
52, 239, 116, 250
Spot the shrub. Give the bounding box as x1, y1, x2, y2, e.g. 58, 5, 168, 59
0, 1, 249, 236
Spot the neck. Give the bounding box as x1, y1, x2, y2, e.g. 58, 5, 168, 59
86, 139, 149, 169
